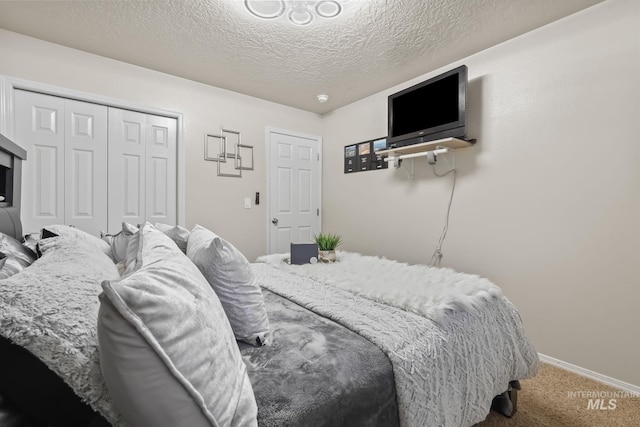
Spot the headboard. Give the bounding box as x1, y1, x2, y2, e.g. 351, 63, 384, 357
0, 132, 26, 240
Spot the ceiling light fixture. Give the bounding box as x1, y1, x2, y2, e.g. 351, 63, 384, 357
245, 0, 343, 26
317, 94, 329, 103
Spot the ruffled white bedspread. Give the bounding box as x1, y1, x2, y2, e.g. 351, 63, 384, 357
253, 253, 539, 427
257, 251, 506, 323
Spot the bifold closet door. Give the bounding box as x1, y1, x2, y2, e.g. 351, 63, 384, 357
108, 108, 176, 233
14, 90, 108, 235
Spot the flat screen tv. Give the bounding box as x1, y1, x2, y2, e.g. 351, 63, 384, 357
388, 65, 467, 149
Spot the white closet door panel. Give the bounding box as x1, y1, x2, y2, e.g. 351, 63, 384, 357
14, 90, 65, 233
34, 146, 58, 216
64, 99, 108, 236
148, 157, 168, 214
145, 115, 177, 225
123, 154, 143, 216
108, 108, 147, 233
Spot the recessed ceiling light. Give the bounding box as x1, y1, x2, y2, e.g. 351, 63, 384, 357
317, 94, 329, 103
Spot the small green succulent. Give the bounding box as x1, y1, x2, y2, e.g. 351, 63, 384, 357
314, 232, 342, 251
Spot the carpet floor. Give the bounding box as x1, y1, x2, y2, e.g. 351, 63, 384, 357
474, 363, 640, 426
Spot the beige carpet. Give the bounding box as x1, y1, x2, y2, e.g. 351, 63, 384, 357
474, 363, 640, 427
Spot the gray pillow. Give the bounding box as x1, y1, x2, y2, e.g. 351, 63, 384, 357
186, 225, 271, 346
0, 232, 37, 279
99, 224, 258, 427
0, 255, 28, 279
0, 231, 36, 268
154, 223, 190, 253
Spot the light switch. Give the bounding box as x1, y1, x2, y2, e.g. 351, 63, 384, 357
244, 197, 251, 209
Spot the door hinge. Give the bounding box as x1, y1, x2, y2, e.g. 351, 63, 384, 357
317, 153, 320, 161
317, 208, 320, 216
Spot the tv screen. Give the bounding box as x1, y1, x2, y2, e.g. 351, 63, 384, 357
388, 65, 467, 148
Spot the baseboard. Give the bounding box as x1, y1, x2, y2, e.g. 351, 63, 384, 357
538, 353, 640, 395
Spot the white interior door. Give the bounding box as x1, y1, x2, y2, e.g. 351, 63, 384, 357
64, 99, 108, 236
268, 129, 321, 254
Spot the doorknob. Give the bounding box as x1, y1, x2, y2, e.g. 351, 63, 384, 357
272, 218, 279, 225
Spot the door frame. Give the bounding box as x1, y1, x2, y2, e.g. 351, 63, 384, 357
0, 75, 186, 227
265, 127, 322, 254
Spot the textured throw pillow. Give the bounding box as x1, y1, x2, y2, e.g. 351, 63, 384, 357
41, 224, 111, 258
99, 224, 258, 427
186, 225, 271, 346
155, 223, 190, 253
101, 222, 139, 263
0, 234, 121, 426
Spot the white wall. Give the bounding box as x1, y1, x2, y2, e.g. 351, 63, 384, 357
322, 0, 640, 386
0, 28, 323, 262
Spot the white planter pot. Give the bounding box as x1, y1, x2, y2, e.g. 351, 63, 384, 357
318, 250, 336, 263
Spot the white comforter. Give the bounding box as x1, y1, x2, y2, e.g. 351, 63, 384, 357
253, 252, 539, 427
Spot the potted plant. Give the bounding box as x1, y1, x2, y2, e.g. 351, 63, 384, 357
314, 232, 341, 263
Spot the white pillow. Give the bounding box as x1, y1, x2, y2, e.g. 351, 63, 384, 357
99, 224, 258, 427
186, 225, 271, 346
100, 222, 139, 263
155, 223, 190, 253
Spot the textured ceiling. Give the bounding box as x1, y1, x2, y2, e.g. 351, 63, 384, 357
0, 0, 603, 114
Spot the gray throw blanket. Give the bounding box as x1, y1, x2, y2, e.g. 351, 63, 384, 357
240, 289, 399, 427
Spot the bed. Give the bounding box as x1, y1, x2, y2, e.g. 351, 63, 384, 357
0, 134, 538, 427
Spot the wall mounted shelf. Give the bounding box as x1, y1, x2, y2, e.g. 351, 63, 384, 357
376, 137, 475, 158
378, 137, 475, 169
378, 137, 475, 170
